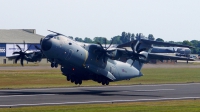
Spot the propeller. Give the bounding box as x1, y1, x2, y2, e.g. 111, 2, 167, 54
34, 38, 44, 60
40, 38, 43, 45
13, 41, 32, 66
124, 41, 147, 66
94, 39, 114, 63
35, 45, 41, 51
35, 38, 43, 51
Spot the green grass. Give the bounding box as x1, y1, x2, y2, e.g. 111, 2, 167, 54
0, 63, 40, 67
0, 100, 200, 112
0, 67, 200, 89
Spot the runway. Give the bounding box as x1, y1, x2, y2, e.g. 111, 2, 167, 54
0, 83, 200, 107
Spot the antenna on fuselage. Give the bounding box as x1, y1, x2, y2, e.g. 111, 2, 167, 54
47, 30, 74, 40
47, 30, 67, 37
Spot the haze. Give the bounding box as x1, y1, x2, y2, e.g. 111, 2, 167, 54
1, 0, 200, 41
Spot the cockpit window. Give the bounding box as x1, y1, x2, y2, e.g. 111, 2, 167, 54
45, 34, 55, 39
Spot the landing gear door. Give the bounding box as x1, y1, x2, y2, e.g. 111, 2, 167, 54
110, 66, 119, 78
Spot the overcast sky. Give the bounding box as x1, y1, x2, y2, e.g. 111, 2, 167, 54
1, 0, 200, 42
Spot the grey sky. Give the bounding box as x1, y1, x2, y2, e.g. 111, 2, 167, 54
1, 0, 200, 42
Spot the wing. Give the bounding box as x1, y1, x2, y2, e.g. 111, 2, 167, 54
147, 53, 195, 61
107, 48, 195, 62
6, 55, 19, 60
6, 51, 46, 61
117, 39, 194, 49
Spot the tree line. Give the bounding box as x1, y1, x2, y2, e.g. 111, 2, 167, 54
71, 31, 200, 54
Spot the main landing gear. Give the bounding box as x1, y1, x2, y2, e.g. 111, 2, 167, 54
51, 62, 58, 68
94, 75, 110, 85
49, 59, 58, 68
66, 75, 82, 85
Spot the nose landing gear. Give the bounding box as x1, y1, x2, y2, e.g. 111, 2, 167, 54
51, 62, 58, 68
49, 59, 58, 68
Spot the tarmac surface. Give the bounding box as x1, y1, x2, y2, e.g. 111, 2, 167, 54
1, 63, 200, 70
0, 63, 200, 107
0, 83, 200, 107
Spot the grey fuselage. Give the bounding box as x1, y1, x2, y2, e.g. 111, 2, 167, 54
41, 34, 143, 82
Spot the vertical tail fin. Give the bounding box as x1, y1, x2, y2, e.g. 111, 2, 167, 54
126, 59, 144, 71
126, 52, 148, 71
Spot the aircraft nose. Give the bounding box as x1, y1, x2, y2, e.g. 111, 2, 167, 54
41, 38, 52, 51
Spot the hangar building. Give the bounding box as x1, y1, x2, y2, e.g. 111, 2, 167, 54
0, 29, 45, 64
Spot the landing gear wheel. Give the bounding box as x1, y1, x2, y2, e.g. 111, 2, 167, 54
78, 80, 82, 85
75, 79, 79, 85
55, 63, 58, 68
97, 77, 102, 83
51, 63, 55, 68
105, 80, 109, 85
102, 79, 106, 85
97, 79, 101, 83
71, 77, 75, 83
67, 76, 71, 81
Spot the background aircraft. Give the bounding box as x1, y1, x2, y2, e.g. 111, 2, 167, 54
150, 47, 191, 57
6, 41, 44, 66
117, 38, 194, 63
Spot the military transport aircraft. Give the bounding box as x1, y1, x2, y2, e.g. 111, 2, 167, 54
151, 47, 191, 57
117, 38, 193, 63
7, 31, 194, 85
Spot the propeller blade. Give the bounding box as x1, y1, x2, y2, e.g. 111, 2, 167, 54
138, 59, 141, 66
134, 41, 140, 52
16, 45, 22, 51
15, 55, 21, 64
13, 52, 20, 55
124, 40, 147, 67
25, 44, 32, 52
20, 57, 24, 66
97, 42, 104, 49
136, 43, 141, 52
106, 39, 113, 50
95, 39, 115, 63
131, 60, 135, 67
35, 45, 41, 51
104, 38, 106, 48
138, 48, 146, 53
23, 40, 25, 51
